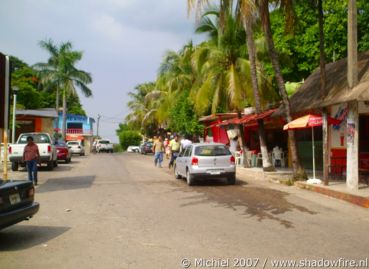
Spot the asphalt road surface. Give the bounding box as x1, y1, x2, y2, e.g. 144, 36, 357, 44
0, 153, 368, 269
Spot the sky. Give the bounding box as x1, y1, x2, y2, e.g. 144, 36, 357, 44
0, 0, 203, 142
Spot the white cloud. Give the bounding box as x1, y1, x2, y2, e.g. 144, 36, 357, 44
93, 14, 124, 41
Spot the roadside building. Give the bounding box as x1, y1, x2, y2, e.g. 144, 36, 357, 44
200, 109, 288, 168
283, 51, 369, 190
14, 108, 57, 142
55, 113, 95, 153
200, 113, 237, 145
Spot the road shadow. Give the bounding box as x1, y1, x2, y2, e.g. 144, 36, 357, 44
171, 178, 317, 229
0, 225, 70, 251
37, 175, 96, 193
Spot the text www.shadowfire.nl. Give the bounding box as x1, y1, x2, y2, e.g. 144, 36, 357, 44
180, 257, 368, 268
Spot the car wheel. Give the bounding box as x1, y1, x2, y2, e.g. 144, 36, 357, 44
174, 165, 182, 179
186, 169, 194, 186
11, 162, 19, 171
47, 161, 54, 171
66, 158, 71, 164
54, 160, 58, 167
227, 174, 236, 185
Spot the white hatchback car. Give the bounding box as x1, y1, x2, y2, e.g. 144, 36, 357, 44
67, 141, 85, 156
174, 143, 236, 185
127, 146, 140, 153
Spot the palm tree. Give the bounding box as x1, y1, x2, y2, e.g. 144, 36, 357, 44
34, 39, 93, 139
190, 2, 276, 169
151, 43, 197, 127
192, 10, 278, 168
257, 0, 306, 179
238, 0, 274, 171
125, 82, 158, 132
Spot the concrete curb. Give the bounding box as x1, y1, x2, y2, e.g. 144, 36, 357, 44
295, 181, 369, 208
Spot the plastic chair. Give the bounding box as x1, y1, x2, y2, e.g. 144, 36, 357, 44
235, 151, 242, 166
245, 151, 253, 167
272, 147, 285, 167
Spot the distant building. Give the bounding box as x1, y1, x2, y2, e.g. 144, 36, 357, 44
55, 113, 95, 153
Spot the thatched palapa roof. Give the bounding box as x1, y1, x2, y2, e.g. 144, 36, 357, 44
284, 51, 369, 114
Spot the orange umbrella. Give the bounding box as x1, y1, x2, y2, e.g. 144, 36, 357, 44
283, 114, 341, 130
283, 114, 341, 183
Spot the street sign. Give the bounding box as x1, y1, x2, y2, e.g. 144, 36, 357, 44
0, 52, 10, 129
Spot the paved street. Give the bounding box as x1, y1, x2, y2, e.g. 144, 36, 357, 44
0, 153, 368, 269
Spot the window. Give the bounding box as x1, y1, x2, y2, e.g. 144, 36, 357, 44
67, 122, 83, 129
18, 134, 51, 144
184, 146, 192, 157
195, 145, 231, 156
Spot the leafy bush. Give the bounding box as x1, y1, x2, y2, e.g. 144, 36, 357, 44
118, 131, 142, 150
113, 144, 123, 153
168, 91, 204, 136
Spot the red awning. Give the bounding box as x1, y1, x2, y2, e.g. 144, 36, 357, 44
217, 117, 242, 126
213, 109, 277, 127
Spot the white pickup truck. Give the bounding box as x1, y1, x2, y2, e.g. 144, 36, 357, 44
95, 139, 114, 153
9, 132, 58, 171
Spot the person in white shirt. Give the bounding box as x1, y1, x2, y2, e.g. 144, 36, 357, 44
180, 135, 192, 152
229, 136, 238, 155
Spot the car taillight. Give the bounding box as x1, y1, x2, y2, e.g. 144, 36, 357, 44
8, 146, 12, 154
48, 145, 51, 152
191, 157, 199, 166
28, 187, 35, 198
230, 155, 235, 165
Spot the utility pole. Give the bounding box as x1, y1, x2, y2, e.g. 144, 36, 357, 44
97, 114, 101, 138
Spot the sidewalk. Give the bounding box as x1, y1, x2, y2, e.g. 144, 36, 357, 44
236, 166, 369, 208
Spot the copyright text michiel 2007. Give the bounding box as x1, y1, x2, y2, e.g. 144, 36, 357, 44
180, 257, 267, 268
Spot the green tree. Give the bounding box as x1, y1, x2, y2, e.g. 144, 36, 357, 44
34, 39, 93, 138
125, 82, 160, 135
168, 90, 204, 136
238, 0, 274, 170
258, 0, 306, 179
10, 56, 44, 109
118, 131, 142, 150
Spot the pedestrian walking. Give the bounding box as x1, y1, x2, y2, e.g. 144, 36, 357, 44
229, 136, 238, 155
164, 138, 170, 159
22, 136, 40, 185
153, 136, 165, 168
180, 134, 192, 152
168, 135, 180, 169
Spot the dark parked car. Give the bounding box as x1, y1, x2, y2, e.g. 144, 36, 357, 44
0, 180, 39, 230
55, 141, 72, 163
140, 142, 153, 155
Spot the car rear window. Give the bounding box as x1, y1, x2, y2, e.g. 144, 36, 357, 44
56, 142, 67, 147
99, 140, 110, 144
195, 145, 231, 156
18, 134, 51, 144
68, 141, 79, 145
